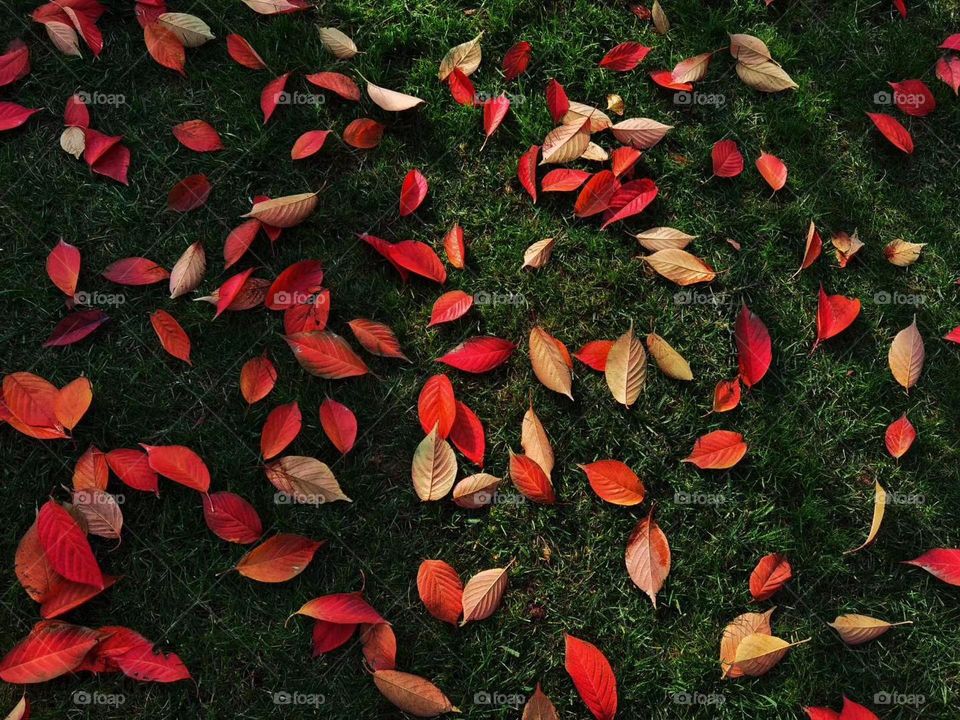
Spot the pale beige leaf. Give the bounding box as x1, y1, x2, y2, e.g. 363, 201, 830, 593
522, 684, 558, 720
438, 32, 483, 80
265, 455, 351, 504
672, 52, 712, 83
652, 0, 670, 33
412, 427, 457, 501
646, 332, 693, 381
540, 121, 591, 164
845, 481, 886, 554
522, 238, 555, 269
243, 0, 304, 14
605, 323, 646, 407
169, 241, 206, 299
460, 566, 509, 624
736, 60, 798, 92
59, 126, 85, 158
317, 27, 358, 59
610, 118, 673, 149
644, 248, 716, 285
452, 473, 501, 508
72, 489, 123, 539
521, 401, 554, 478
635, 227, 696, 252
884, 238, 925, 267
373, 670, 459, 716
828, 614, 912, 646
888, 317, 925, 390
579, 142, 609, 162
625, 509, 670, 607
241, 192, 319, 228
157, 12, 215, 47
719, 608, 774, 679
561, 102, 612, 132
729, 33, 773, 65
606, 93, 625, 116
45, 21, 81, 57
367, 81, 426, 111
529, 326, 573, 399
726, 634, 807, 679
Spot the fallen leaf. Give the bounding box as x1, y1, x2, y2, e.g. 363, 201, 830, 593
509, 450, 555, 504
711, 139, 744, 178
529, 326, 573, 399
522, 238, 555, 269
683, 430, 748, 470
317, 27, 358, 59
417, 560, 463, 625
749, 553, 792, 601
646, 332, 692, 380
884, 238, 924, 267
319, 398, 357, 454
885, 413, 916, 459
605, 323, 646, 407
437, 336, 514, 373
202, 491, 262, 544
373, 670, 459, 716
240, 356, 277, 404
412, 427, 457, 501
866, 112, 913, 153
399, 169, 428, 216
846, 481, 886, 554
234, 533, 323, 582
564, 634, 618, 720
625, 508, 670, 607
579, 460, 645, 506
644, 248, 716, 285
260, 402, 302, 459
461, 566, 509, 624
438, 33, 483, 80
756, 152, 787, 190
828, 614, 911, 645
888, 317, 924, 390
814, 285, 860, 349
150, 309, 191, 364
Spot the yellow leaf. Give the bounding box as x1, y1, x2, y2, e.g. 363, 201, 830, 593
561, 102, 612, 132
521, 401, 554, 478
529, 327, 573, 399
540, 121, 591, 164
725, 634, 807, 679
736, 60, 798, 92
646, 332, 693, 380
884, 238, 925, 267
579, 142, 608, 162
828, 614, 912, 646
522, 238, 555, 269
845, 481, 886, 554
719, 608, 774, 678
635, 227, 696, 252
888, 317, 925, 390
644, 248, 716, 285
606, 93, 625, 116
317, 27, 358, 59
605, 322, 646, 407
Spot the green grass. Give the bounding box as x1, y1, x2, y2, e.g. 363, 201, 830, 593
2, 0, 960, 717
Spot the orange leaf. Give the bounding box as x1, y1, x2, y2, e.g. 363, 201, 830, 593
149, 309, 191, 365
234, 533, 324, 582
284, 331, 369, 379
683, 430, 748, 470
625, 508, 670, 607
260, 401, 302, 459
749, 553, 792, 601
417, 559, 463, 625
579, 460, 646, 506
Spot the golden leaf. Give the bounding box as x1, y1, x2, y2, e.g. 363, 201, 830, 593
652, 0, 670, 34
411, 427, 457, 501
644, 248, 716, 285
635, 227, 696, 252
606, 93, 625, 116
736, 60, 798, 92
888, 317, 925, 390
529, 327, 573, 399
242, 192, 319, 228
884, 238, 925, 267
317, 27, 359, 59
540, 121, 591, 164
605, 322, 646, 407
845, 481, 886, 554
521, 401, 554, 478
828, 614, 912, 646
719, 608, 774, 678
646, 332, 693, 380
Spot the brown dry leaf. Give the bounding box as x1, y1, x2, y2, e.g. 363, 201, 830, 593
72, 489, 123, 539
625, 508, 670, 607
265, 455, 351, 504
736, 60, 798, 92
452, 473, 501, 508
644, 248, 716, 285
562, 102, 612, 132
845, 481, 886, 554
373, 670, 459, 716
541, 121, 591, 164
169, 241, 206, 298
888, 317, 925, 390
719, 608, 774, 679
522, 238, 555, 269
725, 633, 807, 679
579, 142, 609, 162
529, 326, 573, 399
832, 230, 864, 267
672, 52, 712, 83
412, 427, 457, 501
367, 81, 425, 111
729, 33, 773, 65
317, 27, 359, 59
827, 614, 912, 646
646, 332, 693, 380
652, 0, 670, 33
521, 401, 554, 478
606, 93, 625, 116
438, 32, 483, 80
635, 227, 696, 252
461, 565, 510, 624
611, 118, 673, 149
522, 684, 558, 720
242, 192, 319, 227
605, 322, 646, 407
884, 238, 925, 267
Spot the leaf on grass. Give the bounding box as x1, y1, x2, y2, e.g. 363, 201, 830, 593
736, 304, 772, 387
564, 634, 618, 720
438, 33, 483, 80
150, 310, 191, 365
749, 553, 792, 601
605, 323, 646, 407
319, 398, 357, 454
202, 491, 262, 544
884, 238, 924, 267
412, 427, 457, 501
521, 402, 554, 478
845, 481, 886, 554
522, 238, 555, 269
284, 331, 369, 379
265, 455, 350, 504
529, 326, 573, 399
579, 460, 645, 506
373, 670, 459, 716
828, 614, 911, 646
719, 609, 775, 678
888, 318, 924, 390
509, 450, 555, 504
417, 560, 463, 625
625, 508, 670, 607
240, 356, 277, 404
429, 290, 473, 327
317, 27, 358, 58
260, 402, 302, 459
646, 332, 692, 380
234, 533, 323, 582
461, 566, 509, 624
683, 430, 748, 470
437, 337, 514, 373
885, 414, 916, 459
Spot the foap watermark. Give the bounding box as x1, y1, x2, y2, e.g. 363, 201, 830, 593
673, 290, 728, 306
74, 490, 125, 505
76, 90, 125, 106
474, 90, 527, 105
74, 290, 125, 307
674, 91, 726, 108
474, 491, 526, 506
272, 290, 326, 306
874, 691, 925, 708
73, 691, 125, 707
872, 290, 926, 306
884, 491, 925, 506
274, 491, 327, 506
873, 90, 927, 109
473, 691, 525, 708
272, 691, 325, 707
276, 91, 324, 106
674, 490, 726, 506
670, 691, 726, 706
474, 290, 525, 306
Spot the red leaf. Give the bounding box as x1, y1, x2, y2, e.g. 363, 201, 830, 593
202, 491, 262, 544
214, 268, 256, 318
564, 634, 618, 720
260, 402, 302, 459
941, 33, 960, 51
64, 93, 89, 128
0, 39, 30, 88
574, 171, 618, 217
150, 309, 191, 364
348, 318, 408, 360
865, 112, 914, 154
389, 240, 446, 283
840, 697, 879, 720
291, 129, 331, 159
359, 233, 408, 280
600, 177, 658, 228
40, 574, 117, 619
105, 449, 159, 494
223, 219, 261, 268
517, 144, 539, 203
885, 413, 916, 459
683, 430, 748, 470
580, 459, 646, 505
240, 356, 278, 404
649, 69, 693, 92
294, 592, 386, 624
542, 168, 590, 192
360, 623, 396, 671
319, 398, 357, 454
429, 290, 473, 326
172, 119, 223, 152
0, 101, 39, 132
399, 169, 428, 216
903, 548, 960, 586
141, 444, 210, 492
599, 41, 651, 71
888, 79, 935, 117
749, 552, 792, 600
168, 173, 213, 215
102, 257, 168, 285
447, 67, 475, 106
305, 71, 361, 101
573, 340, 613, 371
711, 139, 744, 178
0, 621, 100, 683
261, 72, 291, 123
283, 288, 329, 334
283, 331, 369, 379
43, 310, 108, 347
82, 129, 130, 184
712, 377, 741, 413
449, 400, 485, 466
502, 41, 532, 81
509, 451, 556, 504
756, 152, 787, 191
417, 560, 463, 625
796, 221, 822, 274
545, 79, 569, 123
892, 0, 907, 17
814, 285, 860, 348
45, 240, 80, 297
443, 223, 466, 269
418, 374, 456, 439
144, 22, 185, 75
266, 259, 324, 310
610, 147, 642, 177
936, 55, 960, 95
437, 336, 515, 373
342, 118, 384, 149
735, 304, 772, 387
312, 621, 356, 655
482, 95, 510, 145
945, 326, 960, 344
37, 500, 105, 589
114, 643, 190, 682
226, 33, 266, 69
